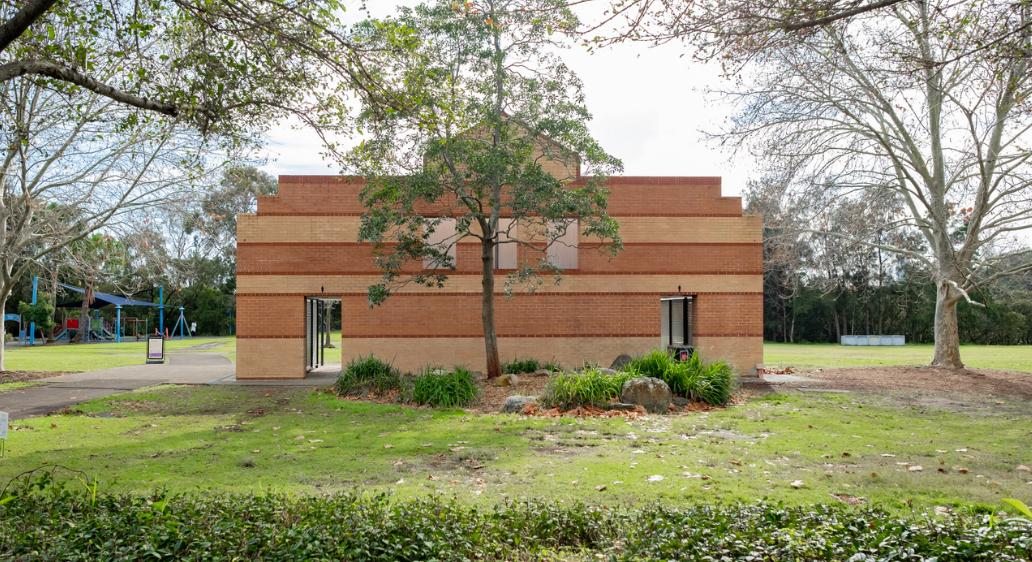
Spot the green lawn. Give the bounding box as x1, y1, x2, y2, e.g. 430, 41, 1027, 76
2, 336, 238, 372
2, 384, 1030, 514
764, 343, 1032, 372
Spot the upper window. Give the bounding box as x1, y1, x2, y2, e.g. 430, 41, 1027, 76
495, 218, 516, 269
423, 218, 457, 269
547, 219, 578, 269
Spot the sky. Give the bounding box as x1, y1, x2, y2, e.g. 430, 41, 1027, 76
257, 2, 758, 199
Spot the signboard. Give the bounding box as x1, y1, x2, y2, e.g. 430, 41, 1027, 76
3, 314, 18, 322
0, 411, 7, 440
147, 335, 165, 364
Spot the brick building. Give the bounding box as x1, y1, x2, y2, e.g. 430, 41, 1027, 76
235, 175, 763, 379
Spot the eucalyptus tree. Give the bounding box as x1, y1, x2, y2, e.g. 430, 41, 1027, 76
0, 74, 209, 369
348, 0, 622, 379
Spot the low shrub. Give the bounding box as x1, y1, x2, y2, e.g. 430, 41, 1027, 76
1, 472, 1028, 561
501, 357, 539, 374
539, 367, 633, 410
335, 355, 401, 396
412, 367, 478, 408
623, 349, 737, 406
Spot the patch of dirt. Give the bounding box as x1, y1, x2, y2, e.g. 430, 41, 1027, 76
0, 370, 76, 384
472, 371, 550, 413
786, 366, 1032, 399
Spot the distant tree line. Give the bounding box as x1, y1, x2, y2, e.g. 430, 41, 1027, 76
747, 183, 1032, 345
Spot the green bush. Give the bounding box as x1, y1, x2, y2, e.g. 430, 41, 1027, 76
623, 349, 738, 406
412, 367, 478, 408
1, 472, 1028, 561
501, 358, 562, 374
335, 355, 401, 396
539, 367, 633, 410
501, 357, 539, 374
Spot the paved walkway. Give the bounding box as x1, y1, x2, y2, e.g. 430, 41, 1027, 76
0, 353, 234, 420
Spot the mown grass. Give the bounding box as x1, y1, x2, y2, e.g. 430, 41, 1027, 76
3, 337, 237, 371
765, 342, 1032, 372
2, 384, 1030, 515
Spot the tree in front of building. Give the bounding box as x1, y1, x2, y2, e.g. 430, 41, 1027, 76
348, 0, 623, 379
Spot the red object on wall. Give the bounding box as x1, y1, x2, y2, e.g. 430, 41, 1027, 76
66, 319, 79, 329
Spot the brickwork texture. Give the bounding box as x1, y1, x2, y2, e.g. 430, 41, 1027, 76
236, 175, 763, 379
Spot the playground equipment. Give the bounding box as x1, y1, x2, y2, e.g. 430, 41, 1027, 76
170, 307, 193, 339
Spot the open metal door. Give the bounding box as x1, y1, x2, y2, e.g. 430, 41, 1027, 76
305, 297, 326, 372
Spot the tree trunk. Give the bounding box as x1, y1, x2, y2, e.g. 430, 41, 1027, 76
0, 288, 9, 371
71, 284, 91, 343
931, 280, 964, 367
832, 305, 841, 343
481, 237, 501, 379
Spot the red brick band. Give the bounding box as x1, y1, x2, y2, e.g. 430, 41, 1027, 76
238, 242, 761, 247
256, 212, 744, 218
237, 270, 764, 276
238, 333, 663, 339
276, 175, 723, 186
235, 292, 763, 297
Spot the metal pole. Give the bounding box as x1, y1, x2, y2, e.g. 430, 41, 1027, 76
158, 286, 164, 337
179, 307, 185, 339
29, 276, 38, 345
115, 305, 122, 343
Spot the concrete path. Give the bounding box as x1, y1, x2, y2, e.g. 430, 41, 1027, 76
209, 363, 341, 387
0, 353, 234, 420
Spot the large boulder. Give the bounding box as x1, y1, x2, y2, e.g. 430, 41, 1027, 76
610, 354, 633, 370
503, 395, 538, 414
620, 377, 672, 414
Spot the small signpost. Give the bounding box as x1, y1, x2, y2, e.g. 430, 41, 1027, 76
146, 335, 165, 364
0, 411, 8, 457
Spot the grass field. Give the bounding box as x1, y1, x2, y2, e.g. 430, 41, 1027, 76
764, 343, 1032, 372
6, 338, 1029, 375
2, 384, 1029, 514
1, 336, 238, 371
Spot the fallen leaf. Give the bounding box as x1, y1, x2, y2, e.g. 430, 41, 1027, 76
729, 460, 742, 466
309, 439, 323, 443
51, 424, 57, 428
954, 467, 969, 473
294, 435, 304, 440
273, 426, 281, 430
647, 475, 664, 482
596, 485, 607, 491
790, 480, 804, 488
632, 449, 646, 454
421, 443, 433, 447
384, 444, 393, 449
908, 466, 923, 472
1017, 465, 1031, 472
956, 449, 968, 452
396, 478, 404, 485
571, 480, 579, 486
936, 450, 947, 453
934, 506, 950, 515
841, 452, 851, 457
251, 449, 260, 453
428, 474, 438, 480
881, 454, 896, 457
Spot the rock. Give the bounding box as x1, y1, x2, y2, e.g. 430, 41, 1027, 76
672, 396, 690, 407
503, 395, 538, 413
620, 377, 672, 414
533, 369, 552, 377
598, 368, 619, 376
492, 374, 518, 387
610, 354, 633, 370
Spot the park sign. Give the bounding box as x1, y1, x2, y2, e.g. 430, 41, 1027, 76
0, 411, 7, 457
147, 335, 165, 364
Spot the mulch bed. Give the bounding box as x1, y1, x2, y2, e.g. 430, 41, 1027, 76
788, 365, 1032, 399
0, 370, 75, 384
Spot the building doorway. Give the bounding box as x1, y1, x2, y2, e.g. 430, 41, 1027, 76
660, 295, 694, 351
305, 297, 340, 372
